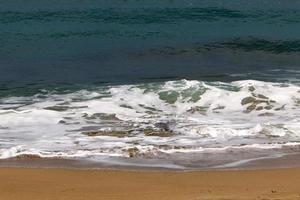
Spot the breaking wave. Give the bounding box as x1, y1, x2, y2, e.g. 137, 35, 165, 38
0, 79, 300, 168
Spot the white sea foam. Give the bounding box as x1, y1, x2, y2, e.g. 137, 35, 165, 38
0, 79, 300, 166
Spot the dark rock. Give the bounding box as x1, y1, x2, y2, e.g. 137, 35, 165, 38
84, 113, 120, 121
258, 112, 274, 117
256, 106, 264, 111
187, 106, 208, 114
212, 106, 225, 110
144, 129, 174, 137
246, 104, 256, 112
241, 97, 256, 105
255, 99, 269, 104
242, 94, 276, 113
44, 105, 87, 112
44, 106, 70, 111
15, 154, 41, 160
82, 130, 129, 137
275, 105, 285, 111
155, 122, 170, 131
264, 105, 273, 110
248, 86, 255, 92
257, 94, 268, 99
120, 104, 134, 109
127, 147, 139, 158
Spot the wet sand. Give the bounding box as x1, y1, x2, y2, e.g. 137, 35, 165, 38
2, 152, 300, 170
1, 167, 300, 200
1, 153, 300, 200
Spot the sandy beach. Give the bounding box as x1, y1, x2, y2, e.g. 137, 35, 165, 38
1, 167, 300, 200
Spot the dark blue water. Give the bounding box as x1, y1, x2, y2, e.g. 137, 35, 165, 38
1, 0, 300, 92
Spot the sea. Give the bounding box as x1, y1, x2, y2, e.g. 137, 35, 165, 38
0, 0, 300, 169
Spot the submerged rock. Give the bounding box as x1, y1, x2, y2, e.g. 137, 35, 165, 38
155, 122, 170, 131
212, 106, 225, 111
256, 94, 268, 99
241, 96, 270, 105
14, 154, 41, 160
241, 94, 276, 113
144, 129, 174, 137
83, 113, 120, 121
44, 106, 70, 111
120, 104, 134, 109
139, 104, 162, 112
264, 105, 273, 110
256, 106, 264, 111
58, 120, 66, 124
241, 97, 256, 105
127, 147, 140, 158
158, 91, 179, 104
275, 105, 286, 111
245, 104, 256, 113
0, 126, 9, 129
258, 112, 275, 117
187, 106, 208, 114
58, 120, 80, 125
82, 130, 129, 137
44, 105, 87, 112
248, 86, 256, 92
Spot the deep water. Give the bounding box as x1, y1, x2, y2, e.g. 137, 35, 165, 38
0, 0, 300, 89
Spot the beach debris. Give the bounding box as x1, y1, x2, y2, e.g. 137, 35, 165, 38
271, 189, 277, 193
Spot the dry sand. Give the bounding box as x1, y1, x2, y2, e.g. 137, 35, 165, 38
0, 167, 300, 200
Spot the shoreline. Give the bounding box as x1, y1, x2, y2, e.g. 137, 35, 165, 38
1, 167, 300, 200
1, 152, 300, 172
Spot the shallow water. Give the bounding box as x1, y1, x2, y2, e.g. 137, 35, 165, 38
0, 79, 300, 168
